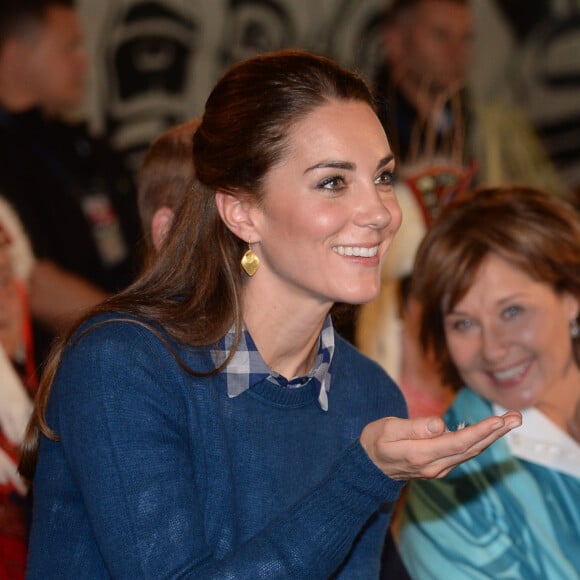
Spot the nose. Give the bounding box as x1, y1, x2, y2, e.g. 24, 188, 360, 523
353, 186, 401, 231
480, 323, 508, 364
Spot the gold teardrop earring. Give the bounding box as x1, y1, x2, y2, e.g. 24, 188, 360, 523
241, 240, 260, 276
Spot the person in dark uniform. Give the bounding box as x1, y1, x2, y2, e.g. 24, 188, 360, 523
0, 0, 140, 366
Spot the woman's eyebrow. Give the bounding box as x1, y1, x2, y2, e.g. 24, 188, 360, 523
304, 160, 355, 174
377, 154, 395, 170
304, 153, 395, 175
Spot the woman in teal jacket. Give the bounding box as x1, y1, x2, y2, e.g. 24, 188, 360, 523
400, 186, 580, 579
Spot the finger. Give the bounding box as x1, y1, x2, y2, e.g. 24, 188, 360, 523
458, 411, 521, 457
417, 411, 523, 478
360, 416, 446, 471
444, 411, 521, 446
380, 416, 447, 443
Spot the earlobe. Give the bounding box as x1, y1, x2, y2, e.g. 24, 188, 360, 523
564, 292, 580, 320
151, 207, 175, 250
215, 190, 258, 242
563, 294, 580, 340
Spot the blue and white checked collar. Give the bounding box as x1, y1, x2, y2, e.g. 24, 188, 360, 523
211, 316, 335, 411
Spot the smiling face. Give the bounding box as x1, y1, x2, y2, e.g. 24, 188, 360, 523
246, 99, 401, 310
444, 253, 580, 415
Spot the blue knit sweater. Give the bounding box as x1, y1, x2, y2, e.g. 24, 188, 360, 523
27, 315, 407, 578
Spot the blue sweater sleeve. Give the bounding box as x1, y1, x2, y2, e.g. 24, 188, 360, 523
32, 320, 404, 579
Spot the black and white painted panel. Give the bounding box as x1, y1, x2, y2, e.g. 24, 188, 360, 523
78, 0, 580, 189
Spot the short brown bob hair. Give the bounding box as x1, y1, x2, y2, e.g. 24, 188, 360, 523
411, 186, 580, 390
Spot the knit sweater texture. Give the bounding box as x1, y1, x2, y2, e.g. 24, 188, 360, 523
27, 315, 407, 578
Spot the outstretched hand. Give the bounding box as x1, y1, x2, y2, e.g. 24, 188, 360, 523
360, 411, 522, 481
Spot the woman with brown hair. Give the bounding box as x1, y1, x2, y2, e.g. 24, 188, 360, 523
22, 51, 520, 578
399, 186, 580, 579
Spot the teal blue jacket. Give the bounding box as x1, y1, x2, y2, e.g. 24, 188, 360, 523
400, 389, 580, 579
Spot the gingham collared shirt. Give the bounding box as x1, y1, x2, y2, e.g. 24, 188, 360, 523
211, 316, 335, 411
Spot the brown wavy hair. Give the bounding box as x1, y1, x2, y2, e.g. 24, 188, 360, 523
411, 185, 580, 390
